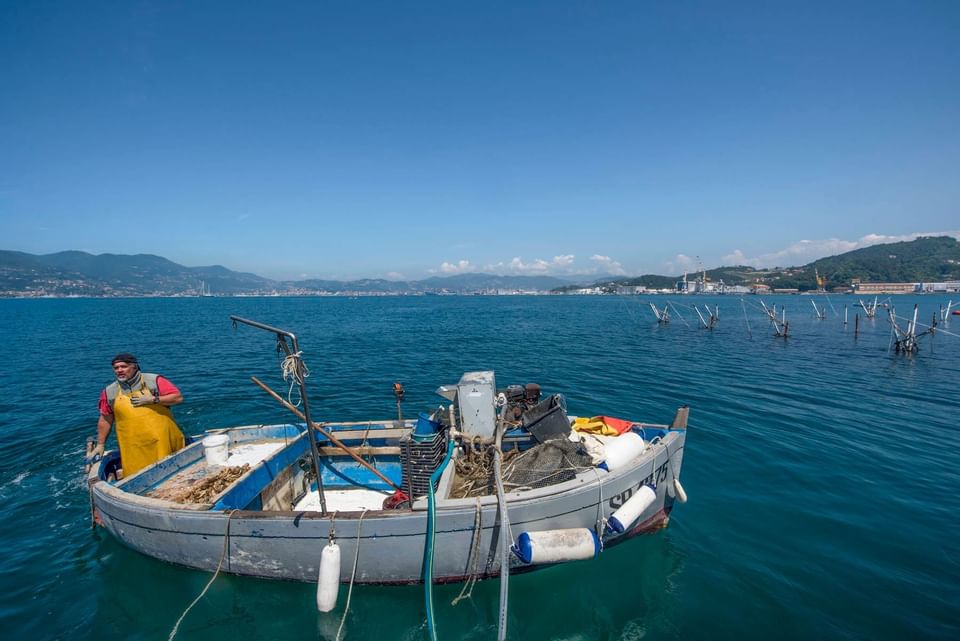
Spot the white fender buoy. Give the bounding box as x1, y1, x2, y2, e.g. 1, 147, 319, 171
607, 484, 657, 533
513, 528, 600, 565
598, 432, 646, 472
673, 478, 688, 504
316, 540, 341, 612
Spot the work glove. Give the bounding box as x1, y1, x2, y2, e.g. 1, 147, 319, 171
131, 393, 158, 407
85, 443, 105, 468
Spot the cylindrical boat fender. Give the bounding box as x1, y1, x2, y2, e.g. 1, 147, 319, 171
607, 484, 657, 534
673, 478, 688, 504
316, 540, 341, 612
598, 432, 646, 472
512, 528, 600, 565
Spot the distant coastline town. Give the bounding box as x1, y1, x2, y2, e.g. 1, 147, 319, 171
3, 236, 959, 298
5, 275, 960, 299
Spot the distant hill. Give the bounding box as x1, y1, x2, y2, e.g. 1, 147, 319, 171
579, 236, 960, 292
0, 250, 273, 296
283, 273, 571, 294
418, 273, 570, 292
3, 237, 958, 297
699, 236, 960, 291
810, 236, 960, 287
615, 274, 680, 289
0, 251, 583, 296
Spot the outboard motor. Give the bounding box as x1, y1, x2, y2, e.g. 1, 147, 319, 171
524, 383, 541, 405
503, 382, 544, 424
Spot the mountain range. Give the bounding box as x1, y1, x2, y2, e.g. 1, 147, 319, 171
2, 236, 958, 297
0, 249, 587, 296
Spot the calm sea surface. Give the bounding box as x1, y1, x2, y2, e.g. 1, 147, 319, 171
1, 295, 958, 641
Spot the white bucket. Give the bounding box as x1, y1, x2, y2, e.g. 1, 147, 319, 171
202, 434, 230, 467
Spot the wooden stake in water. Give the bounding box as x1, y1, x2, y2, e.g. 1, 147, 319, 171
860, 296, 880, 318
649, 302, 670, 324
694, 305, 718, 330
888, 304, 936, 354
771, 308, 789, 338
811, 300, 825, 320
855, 313, 860, 337
760, 300, 777, 322
844, 305, 848, 325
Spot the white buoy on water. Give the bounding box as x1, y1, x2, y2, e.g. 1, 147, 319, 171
316, 540, 341, 612
598, 432, 646, 472
607, 484, 657, 533
513, 528, 600, 565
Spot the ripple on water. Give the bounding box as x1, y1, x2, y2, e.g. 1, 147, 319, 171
1, 295, 959, 641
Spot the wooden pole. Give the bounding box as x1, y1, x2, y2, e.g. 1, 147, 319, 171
855, 313, 860, 337
251, 376, 403, 492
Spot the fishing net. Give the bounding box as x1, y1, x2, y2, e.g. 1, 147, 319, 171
502, 439, 594, 489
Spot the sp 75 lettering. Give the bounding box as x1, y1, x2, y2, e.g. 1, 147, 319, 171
608, 462, 668, 509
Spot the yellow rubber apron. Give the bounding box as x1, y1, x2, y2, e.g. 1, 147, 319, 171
113, 382, 185, 476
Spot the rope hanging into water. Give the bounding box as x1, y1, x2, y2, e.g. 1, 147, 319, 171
741, 298, 753, 339
451, 498, 483, 606
336, 509, 368, 641
666, 300, 691, 328
590, 466, 608, 542
167, 510, 237, 641
890, 314, 960, 339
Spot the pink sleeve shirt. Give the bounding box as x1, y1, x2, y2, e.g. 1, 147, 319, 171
98, 376, 180, 417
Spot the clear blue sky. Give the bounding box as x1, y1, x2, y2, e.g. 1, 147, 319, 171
1, 1, 958, 280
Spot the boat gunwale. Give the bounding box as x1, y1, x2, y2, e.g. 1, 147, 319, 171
90, 429, 685, 521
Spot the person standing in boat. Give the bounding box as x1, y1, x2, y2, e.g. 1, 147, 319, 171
89, 353, 185, 476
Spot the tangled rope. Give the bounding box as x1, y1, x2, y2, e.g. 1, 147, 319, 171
451, 439, 594, 499
280, 351, 308, 407
451, 442, 516, 498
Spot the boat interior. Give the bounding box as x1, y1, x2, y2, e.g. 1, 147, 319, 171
102, 422, 407, 512
97, 413, 672, 515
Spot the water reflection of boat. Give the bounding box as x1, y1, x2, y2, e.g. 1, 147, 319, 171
87, 317, 689, 588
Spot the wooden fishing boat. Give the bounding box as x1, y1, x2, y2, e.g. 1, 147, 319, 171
86, 317, 689, 589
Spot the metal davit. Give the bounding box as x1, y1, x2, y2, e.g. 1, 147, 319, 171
229, 315, 328, 514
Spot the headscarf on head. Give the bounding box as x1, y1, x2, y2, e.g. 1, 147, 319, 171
112, 353, 143, 391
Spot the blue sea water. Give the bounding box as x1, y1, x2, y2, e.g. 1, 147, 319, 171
1, 295, 958, 641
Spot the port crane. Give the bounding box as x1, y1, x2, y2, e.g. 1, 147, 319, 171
814, 268, 826, 292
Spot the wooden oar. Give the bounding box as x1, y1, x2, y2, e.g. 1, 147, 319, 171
250, 376, 403, 493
